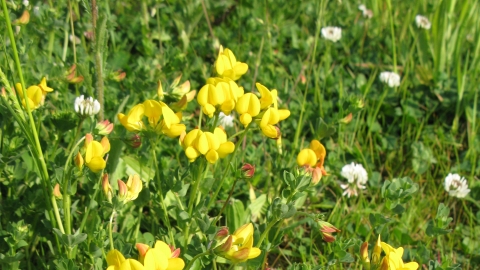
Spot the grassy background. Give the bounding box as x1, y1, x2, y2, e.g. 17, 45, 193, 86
1, 0, 480, 269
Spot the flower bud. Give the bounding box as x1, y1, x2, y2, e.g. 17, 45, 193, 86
95, 120, 114, 135
215, 227, 229, 240
53, 183, 62, 199
102, 174, 113, 203
136, 243, 150, 263
321, 232, 335, 243
75, 152, 84, 170
380, 257, 389, 270
360, 241, 370, 263
125, 134, 141, 149
241, 163, 255, 178
318, 221, 340, 233
371, 235, 382, 265
170, 246, 181, 258
117, 179, 128, 201
157, 80, 164, 100
14, 10, 30, 25
111, 70, 126, 82
230, 248, 250, 262
216, 235, 233, 253
339, 113, 353, 124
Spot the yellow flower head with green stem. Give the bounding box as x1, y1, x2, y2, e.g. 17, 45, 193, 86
215, 46, 248, 81
180, 127, 235, 164
296, 140, 327, 185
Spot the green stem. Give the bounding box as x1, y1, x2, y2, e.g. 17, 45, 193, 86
151, 146, 175, 244
108, 209, 116, 251
213, 177, 239, 226
256, 219, 278, 248
207, 126, 250, 210
386, 0, 398, 72
1, 0, 64, 237
185, 250, 211, 270
184, 160, 208, 247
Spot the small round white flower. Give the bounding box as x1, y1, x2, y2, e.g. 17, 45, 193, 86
379, 71, 401, 88
415, 15, 431, 30
321, 26, 342, 43
218, 112, 234, 128
22, 0, 29, 7
444, 173, 470, 198
74, 95, 101, 116
340, 162, 368, 198
358, 4, 373, 19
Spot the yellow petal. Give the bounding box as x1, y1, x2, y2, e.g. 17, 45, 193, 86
38, 77, 54, 93
163, 123, 186, 138
197, 84, 210, 106
278, 109, 290, 121
256, 83, 273, 109
106, 249, 126, 267
185, 146, 200, 161
217, 142, 235, 158
239, 113, 252, 127
205, 150, 219, 164
261, 125, 278, 139
120, 259, 145, 270
183, 129, 201, 148
166, 258, 185, 270
197, 133, 209, 155
248, 247, 261, 259
205, 132, 220, 150
154, 241, 173, 257
213, 127, 227, 143
86, 156, 106, 173
144, 248, 168, 270
161, 104, 177, 129
296, 149, 317, 167
233, 223, 253, 243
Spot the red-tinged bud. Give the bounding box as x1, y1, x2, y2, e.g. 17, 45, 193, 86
380, 257, 389, 270
111, 70, 126, 82
241, 163, 255, 178
300, 74, 306, 84
136, 243, 150, 258
14, 10, 30, 25
96, 120, 114, 135
216, 235, 233, 253
53, 183, 62, 199
83, 31, 94, 40
75, 152, 84, 170
126, 134, 141, 149
318, 221, 340, 233
169, 246, 181, 258
339, 113, 353, 124
322, 232, 335, 243
67, 74, 84, 84
118, 180, 128, 201
215, 227, 229, 240
360, 242, 370, 264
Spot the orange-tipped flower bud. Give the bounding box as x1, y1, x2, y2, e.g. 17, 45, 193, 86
170, 246, 181, 258
102, 174, 113, 203
111, 70, 126, 82
322, 232, 335, 243
136, 243, 150, 263
241, 163, 255, 178
53, 183, 62, 199
215, 227, 229, 240
360, 241, 370, 263
75, 152, 84, 170
118, 179, 128, 200
339, 113, 353, 124
14, 10, 30, 25
216, 235, 233, 253
95, 120, 114, 135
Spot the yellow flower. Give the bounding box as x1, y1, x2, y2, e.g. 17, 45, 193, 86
381, 242, 419, 270
118, 104, 145, 132
181, 127, 235, 164
216, 223, 261, 263
143, 100, 186, 137
215, 46, 248, 80
256, 83, 276, 110
296, 140, 327, 185
118, 174, 143, 203
38, 77, 54, 96
106, 249, 144, 270
136, 241, 185, 270
15, 83, 43, 110
83, 134, 110, 173
197, 83, 226, 118
258, 107, 290, 138
235, 93, 260, 127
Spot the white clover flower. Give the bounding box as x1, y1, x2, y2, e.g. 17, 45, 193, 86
379, 71, 401, 88
22, 0, 29, 7
415, 15, 431, 30
321, 26, 342, 43
74, 95, 101, 116
340, 162, 368, 198
358, 4, 373, 19
444, 173, 470, 198
218, 112, 234, 128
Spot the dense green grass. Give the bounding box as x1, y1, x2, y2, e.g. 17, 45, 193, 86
1, 0, 479, 269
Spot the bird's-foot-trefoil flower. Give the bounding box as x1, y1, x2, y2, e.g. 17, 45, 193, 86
236, 93, 261, 127
296, 140, 328, 185
180, 127, 235, 164
215, 223, 261, 263
15, 83, 43, 110
118, 104, 145, 132
118, 174, 143, 204
136, 241, 185, 270
143, 100, 186, 137
102, 173, 113, 203
360, 235, 419, 270
95, 120, 114, 135
318, 221, 340, 243
254, 83, 290, 138
83, 133, 110, 173
215, 46, 248, 80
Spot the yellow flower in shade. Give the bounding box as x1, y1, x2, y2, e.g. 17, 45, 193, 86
136, 241, 185, 270
216, 223, 261, 263
143, 100, 186, 137
118, 104, 145, 132
215, 46, 248, 80
83, 134, 110, 173
117, 174, 143, 203
181, 127, 235, 164
235, 93, 260, 127
296, 140, 327, 185
380, 242, 419, 270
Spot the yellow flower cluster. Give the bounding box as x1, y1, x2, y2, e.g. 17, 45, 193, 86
180, 127, 234, 164
14, 77, 54, 111
296, 140, 328, 185
215, 223, 261, 263
360, 235, 419, 270
106, 240, 184, 270
118, 99, 186, 138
